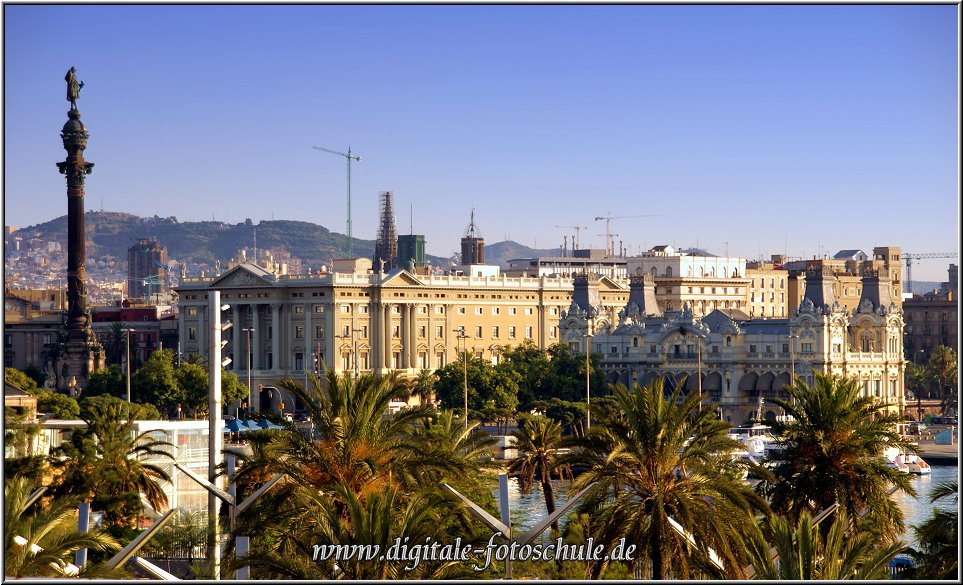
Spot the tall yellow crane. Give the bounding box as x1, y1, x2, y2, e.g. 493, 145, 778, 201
594, 213, 660, 257
904, 252, 958, 293
555, 225, 588, 252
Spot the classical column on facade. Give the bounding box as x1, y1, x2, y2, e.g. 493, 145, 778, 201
304, 304, 313, 377
197, 304, 206, 364
383, 304, 393, 368
324, 305, 335, 372
371, 298, 383, 373
405, 304, 416, 369
178, 310, 187, 361
232, 304, 240, 371
252, 304, 261, 370
271, 303, 281, 372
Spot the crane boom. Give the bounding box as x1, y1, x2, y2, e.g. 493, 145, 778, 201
903, 252, 958, 294
593, 213, 660, 257
313, 145, 362, 257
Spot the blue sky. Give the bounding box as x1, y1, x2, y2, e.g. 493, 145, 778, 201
3, 4, 959, 281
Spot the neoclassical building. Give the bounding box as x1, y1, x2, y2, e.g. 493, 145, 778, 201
175, 262, 630, 411
560, 268, 906, 424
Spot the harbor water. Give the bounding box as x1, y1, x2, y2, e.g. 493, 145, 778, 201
498, 465, 958, 547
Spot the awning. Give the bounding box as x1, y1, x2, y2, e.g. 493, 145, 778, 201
703, 372, 722, 391
756, 372, 775, 392
773, 372, 791, 391
739, 372, 759, 392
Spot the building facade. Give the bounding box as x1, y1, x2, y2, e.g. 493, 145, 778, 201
128, 238, 168, 301
175, 263, 631, 411
560, 268, 906, 424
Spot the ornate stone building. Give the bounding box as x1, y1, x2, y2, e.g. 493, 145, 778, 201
560, 268, 906, 424
175, 264, 630, 411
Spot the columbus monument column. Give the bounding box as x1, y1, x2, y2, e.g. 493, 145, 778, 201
55, 67, 104, 393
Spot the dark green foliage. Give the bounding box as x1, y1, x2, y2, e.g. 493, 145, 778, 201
759, 371, 917, 542
909, 480, 958, 579
131, 349, 182, 411
5, 367, 39, 393
434, 356, 520, 419
33, 390, 80, 419
82, 365, 125, 398
51, 398, 172, 528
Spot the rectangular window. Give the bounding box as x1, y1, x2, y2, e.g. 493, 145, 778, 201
782, 343, 789, 353
295, 325, 304, 339
435, 306, 445, 314
550, 326, 558, 339
458, 307, 467, 315
802, 342, 814, 353
295, 352, 304, 370
361, 326, 368, 339
651, 344, 657, 354
525, 326, 533, 339
712, 345, 719, 353
509, 307, 517, 315
359, 305, 369, 314
475, 326, 483, 338
475, 307, 483, 315
316, 325, 324, 339
294, 305, 304, 314
392, 325, 400, 338
392, 352, 401, 369
187, 307, 197, 316
340, 305, 350, 313
508, 326, 516, 339
492, 307, 500, 315
435, 325, 443, 338
188, 327, 197, 341
418, 325, 427, 338
749, 345, 757, 354
525, 308, 534, 315
492, 326, 499, 339
314, 305, 325, 313
342, 325, 350, 337
436, 352, 445, 368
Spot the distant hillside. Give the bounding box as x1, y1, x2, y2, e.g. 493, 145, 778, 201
13, 212, 451, 271
484, 241, 560, 267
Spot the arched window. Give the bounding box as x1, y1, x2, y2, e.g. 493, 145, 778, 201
733, 268, 739, 277
699, 267, 704, 277
651, 267, 657, 277
687, 267, 693, 276
666, 267, 673, 277
633, 337, 639, 347
722, 267, 727, 278
726, 336, 732, 346
710, 267, 716, 277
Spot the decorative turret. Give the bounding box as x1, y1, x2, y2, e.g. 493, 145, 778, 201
625, 274, 662, 318
571, 273, 603, 317
857, 268, 895, 314
802, 265, 838, 311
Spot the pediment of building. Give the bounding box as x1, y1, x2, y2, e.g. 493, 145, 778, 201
379, 269, 424, 287
209, 264, 275, 289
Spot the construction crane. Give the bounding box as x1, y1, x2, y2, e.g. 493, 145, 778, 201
313, 145, 362, 257
555, 225, 588, 252
904, 252, 958, 294
593, 213, 660, 257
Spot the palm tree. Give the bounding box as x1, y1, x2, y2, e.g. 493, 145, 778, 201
759, 371, 917, 542
927, 345, 958, 415
413, 368, 438, 406
507, 415, 572, 533
744, 508, 906, 579
909, 480, 958, 579
4, 476, 123, 578
406, 410, 500, 486
569, 379, 766, 579
50, 398, 173, 528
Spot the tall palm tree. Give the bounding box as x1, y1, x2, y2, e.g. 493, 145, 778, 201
569, 379, 766, 579
909, 480, 958, 579
50, 399, 173, 528
4, 476, 123, 578
927, 345, 958, 415
507, 415, 572, 533
759, 371, 916, 542
744, 508, 905, 579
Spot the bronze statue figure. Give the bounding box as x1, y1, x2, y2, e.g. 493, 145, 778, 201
66, 67, 84, 110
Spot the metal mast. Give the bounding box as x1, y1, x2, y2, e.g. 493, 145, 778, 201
313, 145, 362, 257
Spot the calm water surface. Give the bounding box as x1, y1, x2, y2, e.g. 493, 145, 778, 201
498, 465, 958, 547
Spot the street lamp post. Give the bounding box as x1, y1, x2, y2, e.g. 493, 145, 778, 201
455, 328, 469, 432
915, 349, 926, 421
122, 328, 135, 402
584, 333, 593, 432
242, 328, 254, 415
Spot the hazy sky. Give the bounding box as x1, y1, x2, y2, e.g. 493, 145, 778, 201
3, 4, 959, 281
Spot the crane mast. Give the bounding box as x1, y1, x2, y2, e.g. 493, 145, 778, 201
313, 145, 362, 257
593, 213, 660, 257
903, 252, 958, 294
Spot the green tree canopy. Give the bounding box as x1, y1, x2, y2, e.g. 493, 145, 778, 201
82, 365, 126, 399
5, 367, 40, 394
131, 349, 182, 412
434, 356, 520, 419
33, 390, 80, 420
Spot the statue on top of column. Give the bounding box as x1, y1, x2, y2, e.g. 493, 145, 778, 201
66, 67, 84, 111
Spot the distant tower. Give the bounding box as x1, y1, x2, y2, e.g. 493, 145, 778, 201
374, 191, 398, 271
398, 234, 426, 270
127, 238, 168, 301
461, 209, 485, 265
55, 67, 104, 392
